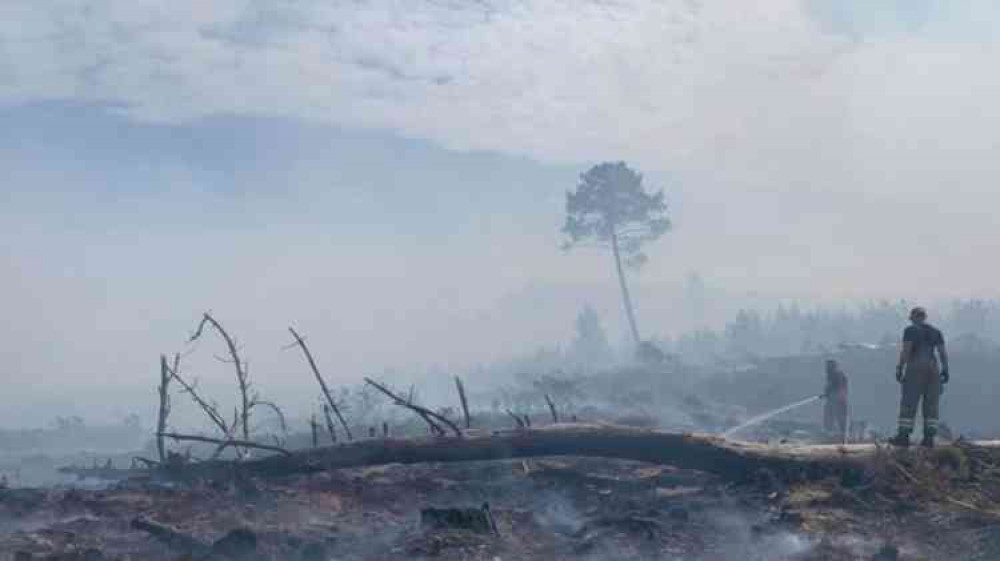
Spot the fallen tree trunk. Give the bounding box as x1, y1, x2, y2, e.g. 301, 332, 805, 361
171, 423, 999, 482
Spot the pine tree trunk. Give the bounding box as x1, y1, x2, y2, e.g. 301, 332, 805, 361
611, 232, 641, 346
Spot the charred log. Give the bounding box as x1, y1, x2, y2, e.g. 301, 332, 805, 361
163, 423, 991, 483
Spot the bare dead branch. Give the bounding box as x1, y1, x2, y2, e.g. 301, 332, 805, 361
170, 353, 181, 377
368, 380, 445, 436
287, 327, 353, 441
208, 411, 250, 462
251, 399, 288, 436
506, 409, 526, 429
189, 313, 251, 443
322, 403, 338, 444
170, 326, 248, 461
455, 376, 471, 429
544, 394, 559, 423
364, 377, 461, 437
209, 407, 253, 460
165, 361, 228, 435
418, 412, 446, 436
156, 354, 177, 462
158, 432, 291, 457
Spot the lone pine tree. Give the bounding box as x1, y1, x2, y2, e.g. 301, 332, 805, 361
562, 162, 671, 347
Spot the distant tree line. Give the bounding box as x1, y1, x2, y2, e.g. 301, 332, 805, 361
477, 299, 1000, 379
663, 299, 1000, 364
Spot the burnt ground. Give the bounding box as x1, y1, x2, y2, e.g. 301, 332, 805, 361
3, 448, 1000, 561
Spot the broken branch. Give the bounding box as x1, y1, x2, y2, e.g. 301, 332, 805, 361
322, 403, 338, 444
165, 360, 228, 436
544, 394, 559, 423
364, 378, 461, 437
190, 313, 251, 443
158, 432, 292, 457
287, 327, 353, 441
251, 399, 288, 436
506, 409, 526, 429
455, 376, 471, 429
156, 354, 177, 462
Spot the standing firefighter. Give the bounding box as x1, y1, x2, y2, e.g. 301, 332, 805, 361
890, 307, 949, 448
822, 359, 849, 438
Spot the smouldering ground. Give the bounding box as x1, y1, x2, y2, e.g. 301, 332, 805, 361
1, 452, 998, 560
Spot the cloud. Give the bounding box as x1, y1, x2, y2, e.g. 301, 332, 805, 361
0, 1, 851, 161
4, 2, 998, 194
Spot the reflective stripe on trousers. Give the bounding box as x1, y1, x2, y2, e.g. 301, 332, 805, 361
897, 360, 941, 433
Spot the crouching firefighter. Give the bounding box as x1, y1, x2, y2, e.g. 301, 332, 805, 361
890, 307, 949, 448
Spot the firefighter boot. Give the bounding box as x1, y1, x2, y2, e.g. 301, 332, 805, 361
921, 430, 936, 448
888, 429, 911, 448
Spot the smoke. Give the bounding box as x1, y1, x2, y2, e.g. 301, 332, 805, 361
533, 492, 587, 536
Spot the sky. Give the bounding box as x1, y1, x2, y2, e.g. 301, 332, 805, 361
2, 0, 1000, 427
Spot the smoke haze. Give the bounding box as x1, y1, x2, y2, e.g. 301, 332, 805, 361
2, 1, 1000, 426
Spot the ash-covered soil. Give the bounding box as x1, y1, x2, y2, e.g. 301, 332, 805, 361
2, 452, 994, 561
